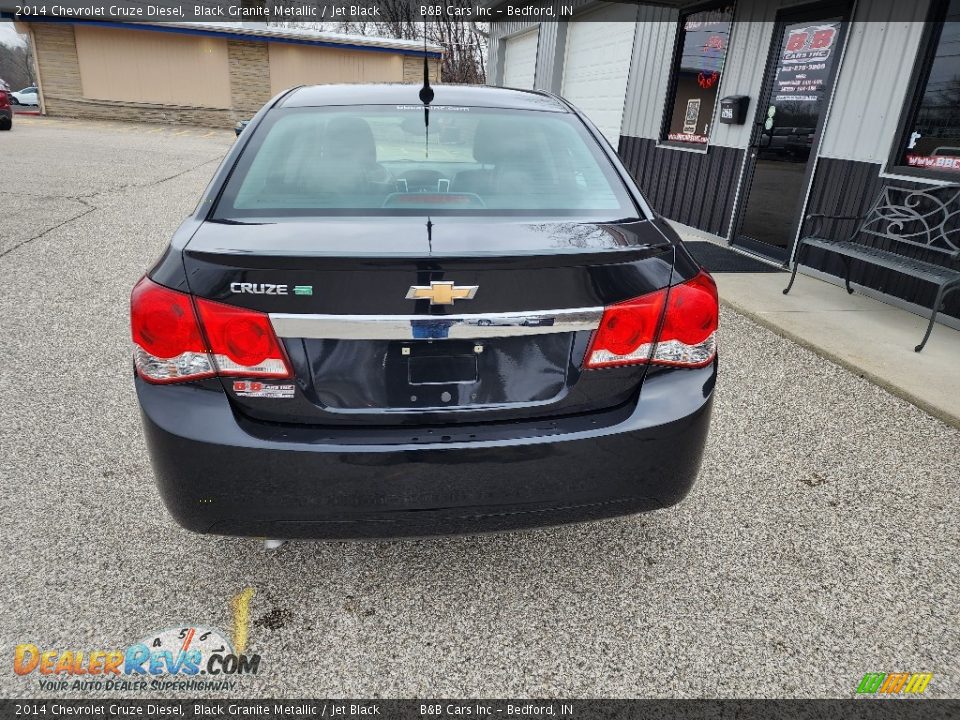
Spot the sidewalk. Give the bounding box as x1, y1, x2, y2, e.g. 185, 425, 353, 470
669, 222, 960, 428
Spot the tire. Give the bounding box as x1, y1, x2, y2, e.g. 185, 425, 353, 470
9, 97, 19, 105
0, 117, 11, 131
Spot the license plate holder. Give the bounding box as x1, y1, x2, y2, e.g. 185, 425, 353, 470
407, 354, 478, 385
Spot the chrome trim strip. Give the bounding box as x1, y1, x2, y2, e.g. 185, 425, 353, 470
269, 308, 604, 340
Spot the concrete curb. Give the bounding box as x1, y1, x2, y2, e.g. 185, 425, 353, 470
719, 296, 960, 431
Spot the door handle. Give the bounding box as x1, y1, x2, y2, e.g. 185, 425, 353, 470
753, 119, 773, 150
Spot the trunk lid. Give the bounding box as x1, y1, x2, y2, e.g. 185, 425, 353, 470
181, 218, 675, 425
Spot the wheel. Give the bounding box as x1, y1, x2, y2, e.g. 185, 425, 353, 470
0, 118, 11, 131
9, 97, 19, 105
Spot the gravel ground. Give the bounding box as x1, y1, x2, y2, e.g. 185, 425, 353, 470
0, 117, 957, 699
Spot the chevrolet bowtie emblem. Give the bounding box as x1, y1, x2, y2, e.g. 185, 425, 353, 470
405, 281, 479, 306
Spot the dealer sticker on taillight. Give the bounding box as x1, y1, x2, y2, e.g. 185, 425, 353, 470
232, 381, 295, 399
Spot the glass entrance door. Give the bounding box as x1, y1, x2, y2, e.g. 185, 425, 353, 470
733, 5, 851, 261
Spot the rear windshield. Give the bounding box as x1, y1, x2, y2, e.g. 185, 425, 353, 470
213, 105, 638, 219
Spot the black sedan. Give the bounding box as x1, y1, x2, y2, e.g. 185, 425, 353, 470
131, 84, 718, 541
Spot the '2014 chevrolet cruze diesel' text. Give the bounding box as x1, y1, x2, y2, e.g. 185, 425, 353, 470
132, 84, 718, 540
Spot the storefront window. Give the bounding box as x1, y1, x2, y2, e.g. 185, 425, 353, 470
898, 0, 960, 173
662, 5, 735, 145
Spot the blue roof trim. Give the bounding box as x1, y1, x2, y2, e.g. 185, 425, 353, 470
2, 16, 443, 58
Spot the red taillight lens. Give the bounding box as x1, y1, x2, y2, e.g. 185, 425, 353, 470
653, 271, 718, 367
130, 277, 291, 384
585, 271, 718, 369
194, 297, 291, 378
131, 277, 215, 383
585, 290, 667, 368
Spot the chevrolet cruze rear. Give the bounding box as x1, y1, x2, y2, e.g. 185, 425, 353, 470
132, 84, 717, 539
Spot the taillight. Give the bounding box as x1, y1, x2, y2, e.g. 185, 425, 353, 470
130, 277, 291, 384
586, 271, 718, 369
653, 271, 719, 366
194, 297, 291, 378
131, 277, 215, 383
585, 290, 667, 368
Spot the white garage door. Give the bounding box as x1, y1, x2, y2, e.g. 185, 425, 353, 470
561, 4, 638, 144
502, 29, 539, 89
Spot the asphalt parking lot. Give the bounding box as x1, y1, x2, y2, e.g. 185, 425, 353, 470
1, 116, 957, 699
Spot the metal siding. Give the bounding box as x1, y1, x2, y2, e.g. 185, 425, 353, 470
619, 5, 678, 140
619, 137, 745, 236
487, 28, 504, 86
618, 0, 783, 146
818, 0, 930, 163
706, 0, 779, 150
615, 0, 782, 236
534, 21, 559, 91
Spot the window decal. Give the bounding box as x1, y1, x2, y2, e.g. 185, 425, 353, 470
897, 0, 960, 174
664, 5, 735, 145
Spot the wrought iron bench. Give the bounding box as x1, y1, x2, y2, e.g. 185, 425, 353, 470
783, 184, 960, 351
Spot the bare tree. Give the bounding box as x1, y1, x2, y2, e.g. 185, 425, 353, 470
0, 40, 35, 91
265, 0, 487, 84
246, 0, 486, 83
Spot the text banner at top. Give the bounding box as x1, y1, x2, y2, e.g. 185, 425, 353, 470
2, 1, 594, 23
0, 1, 941, 23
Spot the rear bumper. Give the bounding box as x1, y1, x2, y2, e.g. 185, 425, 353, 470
136, 363, 716, 539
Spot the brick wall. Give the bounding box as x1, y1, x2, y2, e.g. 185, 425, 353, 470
30, 23, 441, 129
402, 56, 442, 84
38, 97, 235, 126
228, 40, 271, 123
32, 24, 82, 107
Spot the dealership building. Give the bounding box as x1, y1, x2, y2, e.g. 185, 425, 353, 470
489, 0, 960, 325
7, 18, 442, 128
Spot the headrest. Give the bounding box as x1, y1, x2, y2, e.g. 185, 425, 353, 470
324, 117, 377, 165
472, 117, 543, 165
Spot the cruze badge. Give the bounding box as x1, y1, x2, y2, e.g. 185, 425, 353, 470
405, 281, 478, 306
231, 282, 287, 295
229, 283, 313, 296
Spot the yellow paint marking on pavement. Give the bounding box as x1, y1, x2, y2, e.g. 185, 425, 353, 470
231, 587, 256, 654
173, 129, 192, 136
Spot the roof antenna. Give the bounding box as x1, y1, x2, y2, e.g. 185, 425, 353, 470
419, 22, 434, 158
